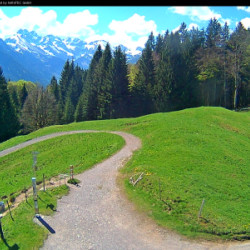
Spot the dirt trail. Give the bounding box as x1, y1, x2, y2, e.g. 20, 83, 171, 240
1, 130, 249, 249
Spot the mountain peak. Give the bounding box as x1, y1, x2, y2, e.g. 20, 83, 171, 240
1, 29, 142, 85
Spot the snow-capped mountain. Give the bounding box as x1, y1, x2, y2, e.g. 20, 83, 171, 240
0, 29, 142, 85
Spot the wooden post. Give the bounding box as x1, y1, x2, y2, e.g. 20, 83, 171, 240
25, 189, 28, 203
0, 202, 4, 238
70, 165, 74, 180
43, 174, 45, 191
6, 201, 14, 221
198, 199, 205, 219
0, 215, 3, 239
158, 178, 162, 201
32, 177, 39, 216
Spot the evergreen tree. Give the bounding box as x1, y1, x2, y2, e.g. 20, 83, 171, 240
83, 45, 103, 120
221, 22, 231, 108
48, 76, 60, 102
154, 40, 174, 112
0, 67, 19, 141
228, 22, 248, 109
196, 18, 224, 106
132, 40, 156, 115
63, 96, 75, 123
20, 83, 28, 108
146, 32, 155, 51
95, 43, 112, 119
59, 59, 74, 105
109, 46, 130, 118
9, 87, 20, 113
74, 93, 87, 122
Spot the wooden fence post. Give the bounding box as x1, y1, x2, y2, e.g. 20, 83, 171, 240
198, 199, 205, 219
70, 165, 74, 180
43, 174, 45, 191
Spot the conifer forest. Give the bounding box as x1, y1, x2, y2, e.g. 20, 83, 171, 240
1, 19, 249, 142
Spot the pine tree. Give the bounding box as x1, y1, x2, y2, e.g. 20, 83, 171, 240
20, 83, 28, 108
221, 22, 231, 108
132, 39, 156, 115
228, 22, 248, 110
83, 45, 103, 120
9, 87, 20, 113
0, 67, 19, 141
196, 18, 224, 106
63, 96, 75, 123
48, 76, 60, 102
95, 43, 112, 119
74, 93, 86, 122
59, 59, 74, 105
110, 46, 130, 118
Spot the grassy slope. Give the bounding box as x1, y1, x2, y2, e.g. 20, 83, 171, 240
0, 106, 249, 240
0, 185, 70, 250
0, 133, 124, 198
0, 133, 124, 250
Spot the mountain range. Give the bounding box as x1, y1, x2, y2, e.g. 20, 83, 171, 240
0, 29, 143, 86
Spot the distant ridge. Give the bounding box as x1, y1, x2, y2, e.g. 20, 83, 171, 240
0, 29, 142, 86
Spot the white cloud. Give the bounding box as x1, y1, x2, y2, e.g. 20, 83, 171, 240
171, 23, 199, 34
109, 13, 157, 36
0, 7, 98, 39
85, 14, 157, 53
52, 10, 98, 38
0, 8, 155, 52
169, 6, 222, 22
188, 23, 199, 30
237, 6, 250, 13
172, 25, 181, 33
0, 7, 58, 38
221, 18, 231, 26
240, 17, 250, 29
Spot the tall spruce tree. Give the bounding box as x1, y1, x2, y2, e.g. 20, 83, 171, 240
59, 59, 74, 105
20, 83, 28, 108
228, 22, 248, 110
63, 96, 75, 123
109, 46, 130, 118
96, 43, 112, 119
82, 45, 103, 120
48, 76, 60, 102
0, 67, 19, 141
132, 39, 156, 115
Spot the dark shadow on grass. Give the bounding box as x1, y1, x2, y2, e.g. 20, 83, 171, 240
0, 225, 19, 249
35, 215, 55, 234
46, 203, 56, 212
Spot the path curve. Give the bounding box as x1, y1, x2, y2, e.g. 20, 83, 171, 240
1, 131, 249, 249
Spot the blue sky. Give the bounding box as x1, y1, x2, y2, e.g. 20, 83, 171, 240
0, 6, 250, 52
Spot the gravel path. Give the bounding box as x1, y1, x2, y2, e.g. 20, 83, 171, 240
1, 130, 249, 249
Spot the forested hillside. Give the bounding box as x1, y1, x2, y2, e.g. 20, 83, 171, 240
0, 18, 249, 142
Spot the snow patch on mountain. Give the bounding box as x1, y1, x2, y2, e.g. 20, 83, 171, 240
1, 29, 143, 85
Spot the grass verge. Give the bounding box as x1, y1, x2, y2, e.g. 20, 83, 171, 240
0, 132, 124, 199
0, 185, 69, 250
0, 106, 249, 241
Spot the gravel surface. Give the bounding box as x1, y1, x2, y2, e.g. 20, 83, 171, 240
1, 130, 249, 249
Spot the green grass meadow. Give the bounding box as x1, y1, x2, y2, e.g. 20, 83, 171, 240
0, 133, 125, 198
0, 106, 249, 245
0, 185, 69, 250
